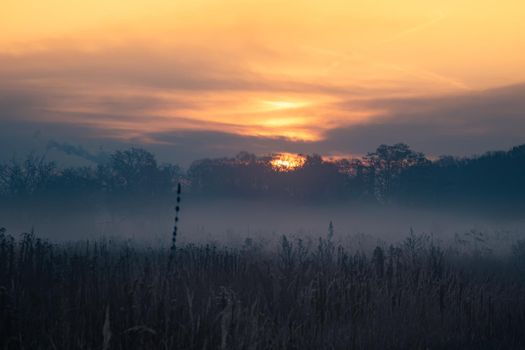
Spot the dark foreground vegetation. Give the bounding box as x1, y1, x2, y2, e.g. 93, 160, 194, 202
1, 228, 525, 349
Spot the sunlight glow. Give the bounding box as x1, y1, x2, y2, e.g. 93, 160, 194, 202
270, 153, 306, 172
263, 100, 308, 111
1, 0, 524, 144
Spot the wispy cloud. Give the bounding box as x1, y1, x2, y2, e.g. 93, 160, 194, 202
1, 0, 524, 163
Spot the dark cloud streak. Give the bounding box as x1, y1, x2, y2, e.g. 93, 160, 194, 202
321, 83, 525, 156
1, 80, 525, 165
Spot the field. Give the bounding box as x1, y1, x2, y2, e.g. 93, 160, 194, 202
1, 228, 525, 349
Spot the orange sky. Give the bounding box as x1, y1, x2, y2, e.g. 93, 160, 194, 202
1, 0, 525, 153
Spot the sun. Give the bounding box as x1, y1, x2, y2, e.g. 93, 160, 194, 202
270, 153, 306, 172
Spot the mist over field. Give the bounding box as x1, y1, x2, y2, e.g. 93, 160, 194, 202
2, 196, 524, 250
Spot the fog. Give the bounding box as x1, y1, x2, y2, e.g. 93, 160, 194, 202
2, 198, 524, 252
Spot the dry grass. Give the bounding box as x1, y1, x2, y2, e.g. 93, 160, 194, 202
0, 229, 524, 349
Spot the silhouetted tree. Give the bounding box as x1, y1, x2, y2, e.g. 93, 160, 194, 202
365, 143, 429, 202
0, 154, 56, 197
98, 148, 175, 196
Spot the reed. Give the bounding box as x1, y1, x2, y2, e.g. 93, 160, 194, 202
0, 229, 524, 349
170, 182, 182, 255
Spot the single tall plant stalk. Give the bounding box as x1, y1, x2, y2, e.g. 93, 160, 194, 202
171, 183, 182, 254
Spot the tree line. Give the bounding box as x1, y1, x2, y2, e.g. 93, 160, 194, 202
1, 143, 524, 209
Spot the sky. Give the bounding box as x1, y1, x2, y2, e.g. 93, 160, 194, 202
1, 0, 525, 165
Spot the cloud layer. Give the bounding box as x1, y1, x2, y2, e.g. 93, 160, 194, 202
1, 81, 524, 166
1, 0, 524, 164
